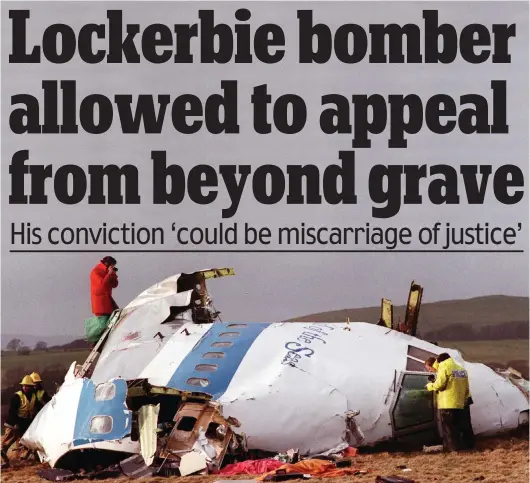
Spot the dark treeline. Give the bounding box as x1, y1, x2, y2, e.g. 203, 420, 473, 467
48, 339, 90, 351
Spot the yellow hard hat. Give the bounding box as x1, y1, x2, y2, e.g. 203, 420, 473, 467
20, 375, 35, 386
30, 372, 42, 383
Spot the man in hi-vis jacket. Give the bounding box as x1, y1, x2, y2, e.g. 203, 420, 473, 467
1, 376, 37, 467
426, 352, 474, 451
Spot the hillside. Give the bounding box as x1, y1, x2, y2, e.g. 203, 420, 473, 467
1, 333, 83, 350
287, 295, 529, 341
2, 296, 528, 349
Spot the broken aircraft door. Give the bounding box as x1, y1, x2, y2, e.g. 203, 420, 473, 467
160, 402, 233, 470
402, 282, 423, 337
390, 371, 440, 448
377, 298, 393, 329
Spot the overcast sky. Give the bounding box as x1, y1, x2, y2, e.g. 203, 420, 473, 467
2, 1, 528, 338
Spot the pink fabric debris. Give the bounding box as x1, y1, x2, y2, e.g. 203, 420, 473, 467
219, 459, 285, 475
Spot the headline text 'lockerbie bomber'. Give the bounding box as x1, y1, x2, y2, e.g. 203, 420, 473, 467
8, 9, 516, 65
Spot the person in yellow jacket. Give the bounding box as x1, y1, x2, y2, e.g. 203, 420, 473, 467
0, 376, 37, 468
30, 372, 51, 411
425, 353, 474, 451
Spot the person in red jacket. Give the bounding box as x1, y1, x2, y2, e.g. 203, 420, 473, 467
90, 256, 119, 316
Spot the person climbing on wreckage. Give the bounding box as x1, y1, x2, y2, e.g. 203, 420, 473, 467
85, 256, 119, 348
425, 353, 476, 452
1, 376, 38, 468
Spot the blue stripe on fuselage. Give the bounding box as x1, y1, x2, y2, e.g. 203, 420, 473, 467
72, 378, 132, 446
166, 322, 270, 399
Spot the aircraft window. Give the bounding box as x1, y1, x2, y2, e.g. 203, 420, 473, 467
393, 373, 434, 431
176, 416, 197, 432
407, 345, 437, 362
212, 341, 232, 348
205, 422, 226, 440
219, 332, 240, 338
186, 377, 210, 387
203, 352, 225, 359
195, 364, 218, 372
205, 422, 220, 439
227, 324, 247, 328
95, 382, 116, 401
406, 357, 428, 372
402, 373, 431, 390
90, 415, 113, 434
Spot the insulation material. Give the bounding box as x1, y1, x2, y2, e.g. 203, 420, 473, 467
192, 429, 218, 460
139, 404, 160, 466
179, 451, 208, 476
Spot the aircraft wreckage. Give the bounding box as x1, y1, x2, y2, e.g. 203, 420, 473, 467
21, 268, 530, 476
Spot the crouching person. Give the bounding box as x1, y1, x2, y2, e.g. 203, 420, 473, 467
1, 376, 37, 467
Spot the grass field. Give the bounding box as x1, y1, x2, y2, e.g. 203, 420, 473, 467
443, 339, 529, 366
2, 430, 529, 483
1, 349, 90, 387
1, 349, 90, 394
0, 349, 90, 373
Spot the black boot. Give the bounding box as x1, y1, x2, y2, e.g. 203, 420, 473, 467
1, 450, 10, 468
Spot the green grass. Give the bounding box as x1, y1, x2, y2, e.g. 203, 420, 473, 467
442, 339, 529, 365
1, 349, 90, 387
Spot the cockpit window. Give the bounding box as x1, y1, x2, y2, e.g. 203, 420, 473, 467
392, 373, 434, 431
407, 345, 438, 361
406, 357, 428, 372
406, 345, 438, 372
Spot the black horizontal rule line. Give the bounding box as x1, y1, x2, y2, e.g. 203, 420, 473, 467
8, 249, 525, 253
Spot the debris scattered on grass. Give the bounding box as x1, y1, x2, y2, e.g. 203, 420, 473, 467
423, 445, 444, 453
